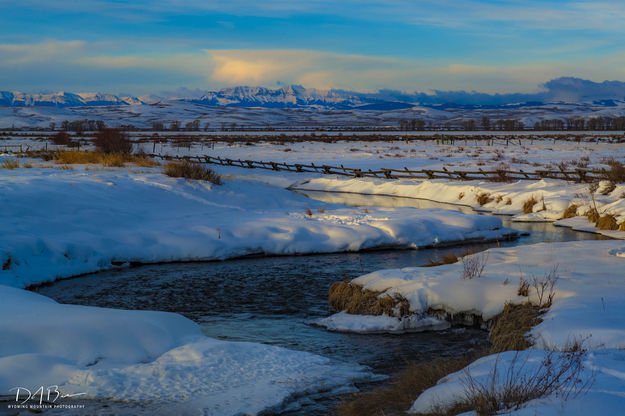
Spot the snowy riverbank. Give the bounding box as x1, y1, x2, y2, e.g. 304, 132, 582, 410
293, 177, 625, 238
0, 166, 515, 288
321, 241, 625, 414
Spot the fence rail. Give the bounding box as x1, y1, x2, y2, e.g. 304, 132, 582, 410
146, 153, 611, 183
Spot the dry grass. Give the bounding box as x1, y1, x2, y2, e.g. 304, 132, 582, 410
585, 207, 600, 223
53, 150, 159, 167
462, 252, 488, 280
596, 214, 619, 230
163, 161, 222, 184
0, 158, 20, 169
424, 253, 459, 267
561, 204, 578, 219
458, 192, 465, 200
328, 281, 410, 317
621, 222, 625, 231
476, 193, 494, 206
604, 158, 625, 183
440, 349, 590, 416
522, 196, 537, 214
335, 354, 484, 416
489, 303, 542, 353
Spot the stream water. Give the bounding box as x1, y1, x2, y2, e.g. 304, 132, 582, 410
35, 192, 609, 415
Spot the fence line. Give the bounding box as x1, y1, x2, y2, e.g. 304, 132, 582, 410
146, 153, 609, 183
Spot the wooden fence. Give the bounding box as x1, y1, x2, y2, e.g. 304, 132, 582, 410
146, 153, 610, 183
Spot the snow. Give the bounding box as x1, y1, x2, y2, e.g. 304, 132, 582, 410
0, 162, 516, 414
409, 349, 625, 416
313, 311, 450, 334
329, 241, 625, 349
0, 164, 515, 288
325, 240, 625, 415
293, 177, 625, 238
0, 285, 371, 415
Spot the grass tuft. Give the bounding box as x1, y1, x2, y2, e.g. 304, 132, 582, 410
0, 158, 20, 169
522, 196, 537, 214
163, 161, 222, 184
328, 281, 410, 317
596, 214, 619, 230
489, 303, 542, 353
585, 207, 600, 223
561, 204, 578, 219
476, 193, 494, 206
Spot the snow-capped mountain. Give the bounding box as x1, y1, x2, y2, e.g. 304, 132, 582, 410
0, 91, 133, 107
3, 78, 625, 110
0, 86, 407, 109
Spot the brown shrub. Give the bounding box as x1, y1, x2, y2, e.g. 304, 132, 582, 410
51, 131, 73, 146
328, 281, 410, 317
522, 196, 537, 214
477, 193, 494, 206
94, 128, 132, 154
163, 161, 222, 184
596, 214, 619, 230
462, 252, 488, 280
561, 204, 578, 219
604, 158, 625, 183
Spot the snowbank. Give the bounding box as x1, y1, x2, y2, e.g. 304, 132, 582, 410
325, 241, 625, 349
323, 241, 625, 414
292, 177, 625, 237
0, 167, 515, 288
0, 285, 370, 415
409, 349, 625, 416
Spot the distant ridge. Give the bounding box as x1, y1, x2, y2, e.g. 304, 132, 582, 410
2, 77, 625, 109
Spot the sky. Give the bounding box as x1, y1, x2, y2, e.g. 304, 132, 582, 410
1, 0, 625, 95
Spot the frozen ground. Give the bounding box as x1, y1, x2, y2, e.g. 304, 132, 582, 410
323, 241, 625, 414
0, 161, 517, 415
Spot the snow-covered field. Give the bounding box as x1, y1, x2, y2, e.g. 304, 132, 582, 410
2, 135, 625, 415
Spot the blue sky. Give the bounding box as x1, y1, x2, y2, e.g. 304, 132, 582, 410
1, 0, 624, 94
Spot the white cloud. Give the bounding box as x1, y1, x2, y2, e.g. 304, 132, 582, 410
0, 40, 85, 65
2, 40, 625, 94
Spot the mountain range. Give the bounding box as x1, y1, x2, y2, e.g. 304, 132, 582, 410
2, 78, 625, 110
